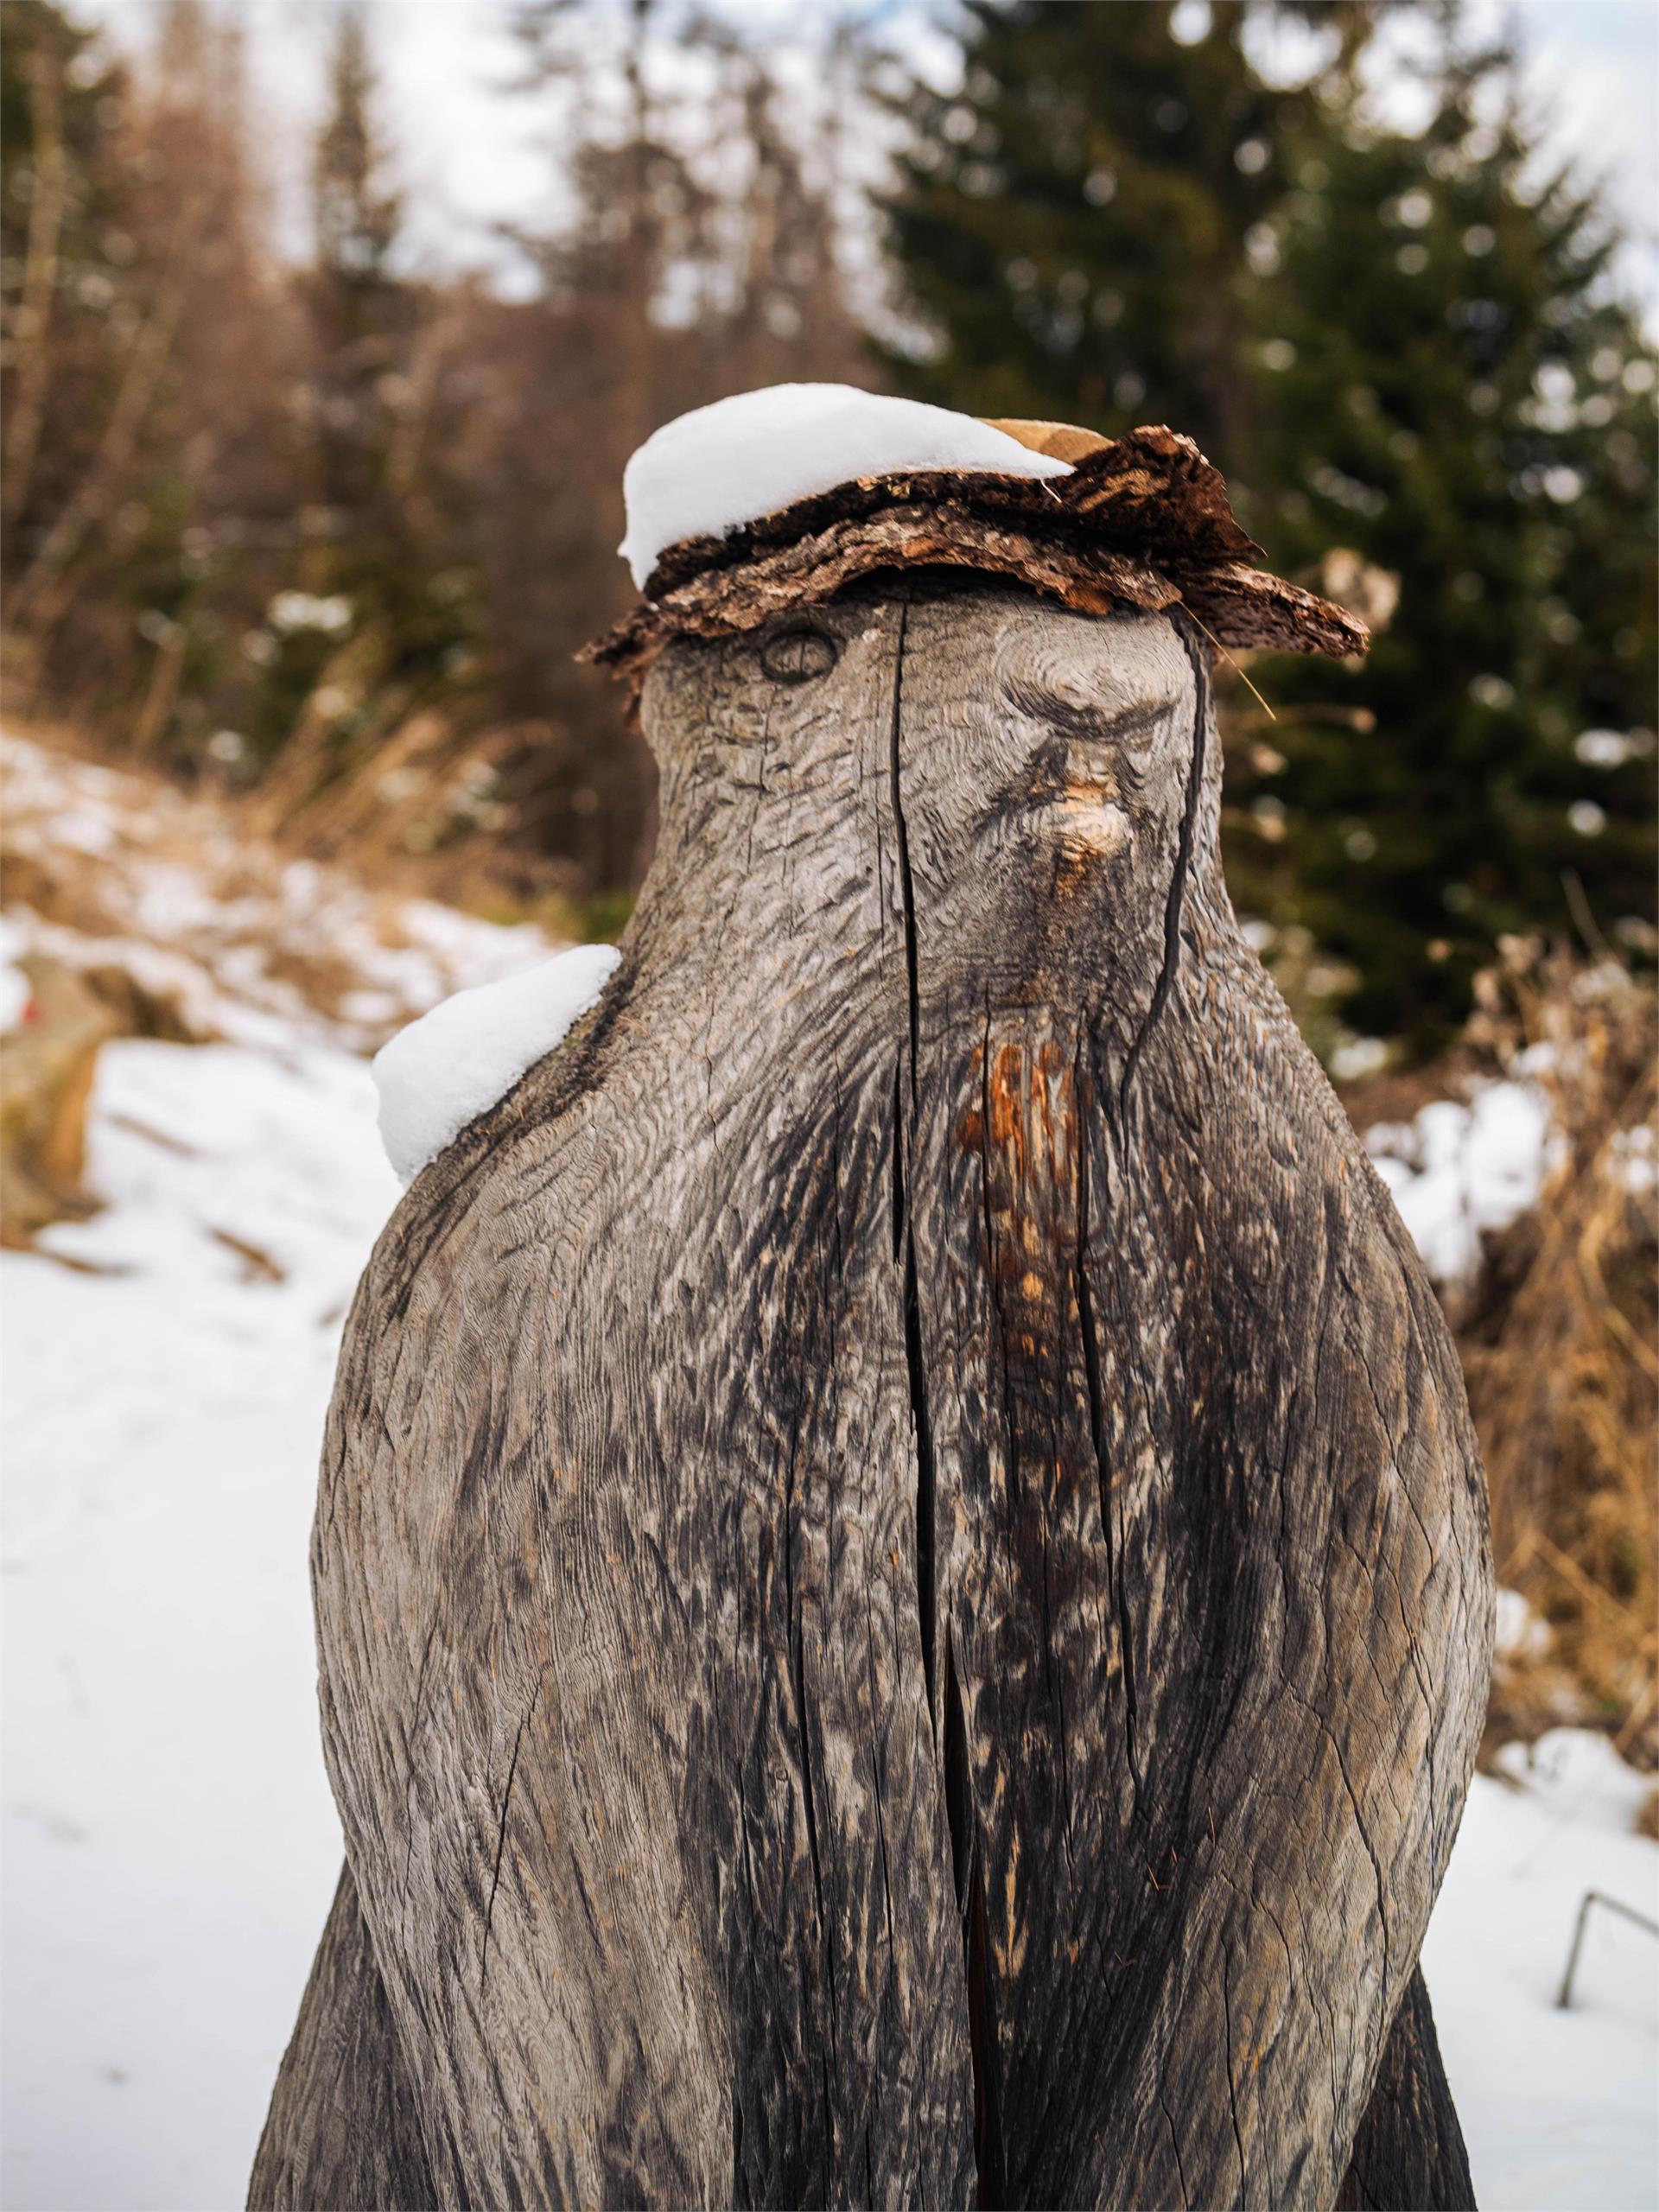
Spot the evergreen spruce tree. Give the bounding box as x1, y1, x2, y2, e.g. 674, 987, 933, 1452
275, 2, 475, 769
1241, 30, 1658, 1046
1, 3, 137, 587
305, 3, 410, 550
3, 0, 301, 749
880, 0, 1334, 489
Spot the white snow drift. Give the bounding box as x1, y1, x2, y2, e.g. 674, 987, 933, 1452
617, 383, 1073, 588
372, 943, 620, 1183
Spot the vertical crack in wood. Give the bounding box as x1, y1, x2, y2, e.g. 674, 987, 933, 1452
1072, 1059, 1144, 1817
963, 1803, 1005, 2210
943, 1631, 1001, 2209
887, 594, 919, 1096
889, 1060, 906, 1266
1117, 617, 1211, 1113
902, 1184, 938, 1737
942, 1630, 972, 1911
479, 1675, 542, 1996
905, 1247, 939, 1739
887, 592, 940, 1745
885, 594, 996, 2203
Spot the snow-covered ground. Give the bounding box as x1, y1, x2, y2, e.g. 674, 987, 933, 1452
2, 1035, 392, 2212
1425, 1733, 1659, 2210
3, 736, 1655, 2210
1, 730, 555, 1055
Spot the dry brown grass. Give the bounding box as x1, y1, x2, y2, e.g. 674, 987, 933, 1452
0, 717, 583, 1039
1456, 939, 1658, 1767
0, 690, 582, 931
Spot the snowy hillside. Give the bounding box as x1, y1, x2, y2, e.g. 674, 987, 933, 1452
3, 733, 1655, 2211
3, 1033, 391, 2211
1, 730, 555, 1053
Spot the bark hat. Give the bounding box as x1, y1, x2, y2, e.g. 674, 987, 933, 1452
581, 383, 1370, 690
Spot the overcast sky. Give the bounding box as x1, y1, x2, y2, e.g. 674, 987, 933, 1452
79, 0, 1659, 318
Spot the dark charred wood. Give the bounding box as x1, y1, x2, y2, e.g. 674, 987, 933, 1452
1337, 1970, 1476, 2211
257, 578, 1491, 2209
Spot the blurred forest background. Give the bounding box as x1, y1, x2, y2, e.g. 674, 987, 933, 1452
3, 0, 1655, 1037
1, 0, 1655, 1752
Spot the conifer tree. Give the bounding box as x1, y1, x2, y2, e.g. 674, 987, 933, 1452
281, 1, 474, 770
881, 0, 1330, 488
3, 0, 299, 750
305, 4, 410, 549
1, 2, 130, 556
1240, 30, 1658, 1046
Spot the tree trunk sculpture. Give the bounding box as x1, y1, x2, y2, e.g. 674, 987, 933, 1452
254, 577, 1491, 2209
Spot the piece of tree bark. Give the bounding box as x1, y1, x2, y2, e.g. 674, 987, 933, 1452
582, 448, 1371, 700
257, 579, 1491, 2209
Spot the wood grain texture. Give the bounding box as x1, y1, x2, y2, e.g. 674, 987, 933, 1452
1337, 1969, 1475, 2211
257, 579, 1492, 2209
249, 1864, 437, 2209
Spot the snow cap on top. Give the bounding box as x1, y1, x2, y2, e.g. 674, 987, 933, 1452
372, 943, 620, 1184
618, 384, 1073, 589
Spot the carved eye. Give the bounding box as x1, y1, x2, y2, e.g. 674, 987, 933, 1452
760, 621, 839, 685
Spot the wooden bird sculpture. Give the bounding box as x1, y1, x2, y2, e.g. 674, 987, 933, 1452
253, 405, 1492, 2212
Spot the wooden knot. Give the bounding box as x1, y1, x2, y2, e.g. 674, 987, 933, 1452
760, 621, 839, 685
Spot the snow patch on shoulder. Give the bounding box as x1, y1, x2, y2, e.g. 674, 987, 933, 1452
618, 383, 1073, 588
372, 943, 620, 1184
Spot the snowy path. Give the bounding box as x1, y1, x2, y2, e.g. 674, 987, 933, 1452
3, 1031, 1655, 2210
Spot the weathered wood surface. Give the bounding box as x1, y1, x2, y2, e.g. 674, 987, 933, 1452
1336, 1970, 1474, 2211
257, 580, 1492, 2209
251, 1866, 436, 2209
